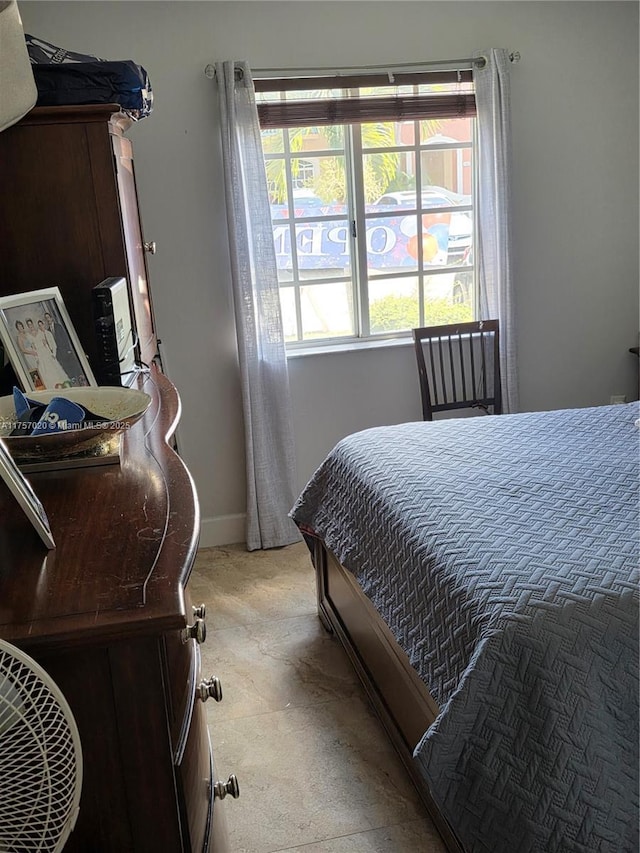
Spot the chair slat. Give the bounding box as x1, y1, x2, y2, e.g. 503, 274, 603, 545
426, 340, 439, 407
458, 332, 467, 400
447, 335, 457, 402
437, 336, 447, 407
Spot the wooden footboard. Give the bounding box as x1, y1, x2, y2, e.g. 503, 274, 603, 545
313, 539, 464, 853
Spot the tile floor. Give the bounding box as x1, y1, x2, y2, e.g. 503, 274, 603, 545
191, 542, 447, 853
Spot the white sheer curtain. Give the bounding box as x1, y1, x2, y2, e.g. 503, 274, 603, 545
216, 60, 301, 550
474, 49, 519, 413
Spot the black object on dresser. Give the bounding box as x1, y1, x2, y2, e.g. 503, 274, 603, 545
92, 276, 137, 385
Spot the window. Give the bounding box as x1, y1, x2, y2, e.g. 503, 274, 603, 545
256, 72, 477, 346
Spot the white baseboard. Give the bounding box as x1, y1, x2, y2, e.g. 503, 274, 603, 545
199, 513, 246, 548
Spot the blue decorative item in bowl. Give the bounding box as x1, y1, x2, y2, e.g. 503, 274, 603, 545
0, 387, 151, 464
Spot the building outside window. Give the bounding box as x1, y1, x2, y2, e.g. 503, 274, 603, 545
256, 73, 476, 346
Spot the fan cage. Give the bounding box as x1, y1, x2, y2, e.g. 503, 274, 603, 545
0, 640, 83, 853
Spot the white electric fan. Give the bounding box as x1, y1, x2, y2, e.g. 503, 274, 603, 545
0, 640, 82, 852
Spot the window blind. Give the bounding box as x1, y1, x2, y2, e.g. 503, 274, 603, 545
255, 70, 476, 129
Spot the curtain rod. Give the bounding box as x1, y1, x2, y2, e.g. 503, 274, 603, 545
204, 51, 520, 80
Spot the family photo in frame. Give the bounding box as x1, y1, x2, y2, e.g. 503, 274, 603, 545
0, 287, 96, 392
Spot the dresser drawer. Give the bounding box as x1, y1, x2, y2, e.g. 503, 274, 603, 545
164, 625, 198, 762
166, 588, 233, 851
164, 587, 212, 761
179, 695, 214, 852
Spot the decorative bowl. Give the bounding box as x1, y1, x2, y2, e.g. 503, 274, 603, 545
0, 387, 152, 462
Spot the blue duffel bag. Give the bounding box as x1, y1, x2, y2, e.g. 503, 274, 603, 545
24, 34, 153, 121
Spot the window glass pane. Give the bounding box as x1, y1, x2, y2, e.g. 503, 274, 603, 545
266, 157, 287, 208
421, 148, 473, 201
269, 154, 348, 217
449, 210, 473, 266
300, 282, 355, 339
369, 276, 419, 334
272, 222, 294, 275
365, 214, 419, 277
272, 220, 352, 276
266, 124, 346, 210
279, 286, 298, 341
288, 125, 344, 150
297, 219, 351, 273
290, 155, 348, 211
291, 158, 314, 189
362, 151, 408, 204
421, 116, 472, 145
421, 210, 473, 266
261, 128, 284, 154
361, 120, 411, 150
451, 269, 473, 308
424, 272, 457, 302
277, 269, 294, 284
423, 273, 473, 325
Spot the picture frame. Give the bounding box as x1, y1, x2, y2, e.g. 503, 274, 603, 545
0, 437, 55, 549
0, 287, 96, 392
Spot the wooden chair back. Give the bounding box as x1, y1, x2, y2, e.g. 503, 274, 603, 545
412, 320, 502, 421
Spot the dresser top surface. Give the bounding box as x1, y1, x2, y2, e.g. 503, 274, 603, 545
0, 368, 199, 648
15, 103, 132, 131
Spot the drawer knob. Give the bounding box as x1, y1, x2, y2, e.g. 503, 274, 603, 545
182, 618, 206, 645
143, 240, 157, 254
212, 774, 240, 801
192, 603, 206, 620
197, 676, 223, 703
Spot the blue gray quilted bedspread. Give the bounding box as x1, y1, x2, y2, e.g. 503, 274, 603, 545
291, 403, 639, 853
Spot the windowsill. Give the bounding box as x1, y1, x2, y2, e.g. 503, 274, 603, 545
286, 335, 414, 358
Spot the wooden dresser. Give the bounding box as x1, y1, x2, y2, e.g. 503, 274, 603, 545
0, 368, 235, 851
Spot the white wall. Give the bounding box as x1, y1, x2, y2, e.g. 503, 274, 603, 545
19, 1, 640, 546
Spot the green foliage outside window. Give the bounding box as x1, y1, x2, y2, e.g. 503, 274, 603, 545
369, 293, 472, 334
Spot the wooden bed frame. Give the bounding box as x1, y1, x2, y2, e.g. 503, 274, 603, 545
313, 538, 465, 853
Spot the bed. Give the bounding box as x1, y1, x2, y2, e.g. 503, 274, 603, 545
290, 402, 639, 853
